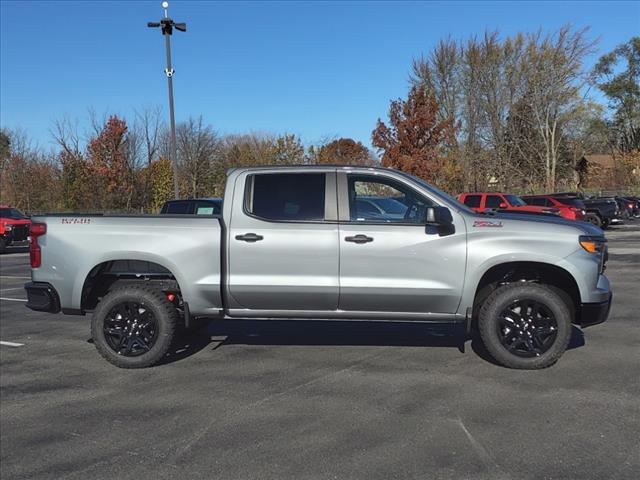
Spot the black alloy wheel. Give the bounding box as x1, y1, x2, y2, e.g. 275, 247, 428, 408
103, 301, 159, 356
91, 284, 178, 368
478, 283, 572, 369
497, 299, 558, 358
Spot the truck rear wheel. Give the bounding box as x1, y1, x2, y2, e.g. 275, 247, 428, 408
91, 285, 178, 368
478, 283, 572, 369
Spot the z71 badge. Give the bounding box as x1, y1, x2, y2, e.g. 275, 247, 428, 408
473, 220, 503, 228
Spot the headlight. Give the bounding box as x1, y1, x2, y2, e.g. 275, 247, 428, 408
4, 224, 13, 231
579, 235, 606, 254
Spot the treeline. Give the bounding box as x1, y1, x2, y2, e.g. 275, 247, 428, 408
405, 28, 639, 192
0, 113, 375, 213
1, 28, 638, 213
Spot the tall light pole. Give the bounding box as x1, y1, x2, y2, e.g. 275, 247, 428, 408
148, 1, 186, 199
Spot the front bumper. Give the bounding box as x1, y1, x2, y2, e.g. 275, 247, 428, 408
576, 292, 612, 327
6, 224, 30, 242
24, 282, 61, 313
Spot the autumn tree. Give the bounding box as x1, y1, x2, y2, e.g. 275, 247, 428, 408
271, 134, 305, 165
59, 152, 93, 211
130, 107, 165, 209
312, 138, 375, 166
372, 85, 457, 188
520, 27, 596, 191
593, 37, 640, 153
411, 26, 598, 192
145, 157, 174, 211
0, 130, 9, 164
0, 130, 10, 193
0, 129, 62, 212
86, 115, 133, 210
175, 116, 221, 198
411, 37, 461, 123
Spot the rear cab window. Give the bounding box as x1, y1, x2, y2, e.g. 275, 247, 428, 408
245, 173, 327, 222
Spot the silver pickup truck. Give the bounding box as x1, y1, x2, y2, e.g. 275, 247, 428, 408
24, 166, 612, 369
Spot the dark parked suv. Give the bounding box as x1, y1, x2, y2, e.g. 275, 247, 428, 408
550, 193, 622, 229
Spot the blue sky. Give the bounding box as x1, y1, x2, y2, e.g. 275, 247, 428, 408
1, 0, 639, 151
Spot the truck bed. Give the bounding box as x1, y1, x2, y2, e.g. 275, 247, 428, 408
31, 214, 223, 316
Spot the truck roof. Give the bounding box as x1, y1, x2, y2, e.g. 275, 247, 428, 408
226, 164, 389, 174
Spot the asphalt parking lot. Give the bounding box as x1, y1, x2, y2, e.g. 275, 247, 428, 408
1, 227, 639, 480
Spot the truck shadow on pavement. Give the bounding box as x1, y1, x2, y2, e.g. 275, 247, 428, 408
160, 320, 585, 367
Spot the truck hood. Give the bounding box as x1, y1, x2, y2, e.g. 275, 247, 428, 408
1, 218, 31, 226
473, 212, 603, 236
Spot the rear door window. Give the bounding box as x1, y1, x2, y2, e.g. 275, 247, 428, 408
463, 195, 482, 208
165, 201, 193, 214
526, 198, 547, 207
485, 195, 504, 209
247, 173, 326, 221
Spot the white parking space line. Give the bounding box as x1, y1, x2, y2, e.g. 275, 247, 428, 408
0, 287, 26, 292
0, 341, 24, 347
0, 276, 30, 279
0, 297, 27, 302
608, 247, 640, 254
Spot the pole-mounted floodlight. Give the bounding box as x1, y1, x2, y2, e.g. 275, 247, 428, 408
147, 1, 187, 200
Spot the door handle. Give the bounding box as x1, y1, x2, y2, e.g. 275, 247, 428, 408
345, 234, 374, 244
235, 233, 264, 242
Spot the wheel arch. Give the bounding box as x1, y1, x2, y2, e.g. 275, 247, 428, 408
80, 258, 183, 312
470, 261, 581, 323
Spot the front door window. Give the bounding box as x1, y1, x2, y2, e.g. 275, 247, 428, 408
348, 175, 434, 223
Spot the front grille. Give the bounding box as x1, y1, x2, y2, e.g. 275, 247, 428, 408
11, 224, 29, 241
601, 245, 608, 273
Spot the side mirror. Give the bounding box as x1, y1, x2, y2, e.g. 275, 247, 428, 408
425, 206, 455, 236
499, 202, 508, 209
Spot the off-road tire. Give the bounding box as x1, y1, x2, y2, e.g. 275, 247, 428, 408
91, 285, 178, 368
0, 237, 5, 253
478, 283, 572, 369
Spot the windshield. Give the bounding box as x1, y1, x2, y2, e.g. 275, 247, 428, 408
396, 171, 475, 214
505, 195, 527, 206
0, 208, 28, 220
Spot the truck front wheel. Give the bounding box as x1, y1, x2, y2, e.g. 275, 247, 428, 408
478, 283, 572, 369
91, 285, 178, 368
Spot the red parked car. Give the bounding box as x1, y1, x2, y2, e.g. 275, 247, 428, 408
520, 195, 588, 221
458, 192, 559, 216
0, 205, 31, 252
